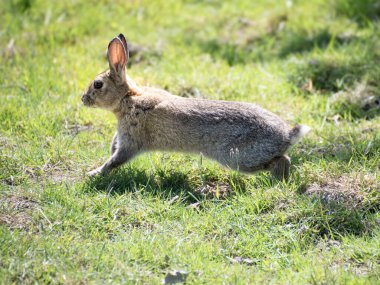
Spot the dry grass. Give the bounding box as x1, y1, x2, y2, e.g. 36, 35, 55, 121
0, 194, 39, 231
332, 81, 380, 118
305, 172, 379, 209
194, 181, 233, 199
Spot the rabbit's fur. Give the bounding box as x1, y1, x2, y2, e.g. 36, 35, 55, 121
82, 34, 310, 180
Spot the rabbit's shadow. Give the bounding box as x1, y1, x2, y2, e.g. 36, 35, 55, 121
83, 163, 379, 238
85, 167, 188, 194
84, 166, 229, 205
83, 163, 252, 205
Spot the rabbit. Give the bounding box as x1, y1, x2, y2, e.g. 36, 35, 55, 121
81, 34, 310, 180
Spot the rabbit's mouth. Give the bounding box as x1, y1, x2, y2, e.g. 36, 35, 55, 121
82, 95, 94, 106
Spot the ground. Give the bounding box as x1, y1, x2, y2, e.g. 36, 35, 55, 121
1, 0, 380, 284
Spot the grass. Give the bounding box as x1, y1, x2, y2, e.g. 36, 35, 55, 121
1, 0, 380, 283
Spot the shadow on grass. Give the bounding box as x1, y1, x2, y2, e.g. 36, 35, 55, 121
287, 54, 380, 93
279, 30, 357, 58
290, 194, 378, 240
127, 43, 162, 68
82, 156, 380, 240
335, 0, 380, 27
192, 29, 358, 66
192, 22, 380, 97
84, 168, 190, 196
194, 30, 379, 94
195, 38, 257, 66
83, 166, 248, 204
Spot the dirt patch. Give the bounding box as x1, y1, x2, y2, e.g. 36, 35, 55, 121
331, 82, 380, 119
305, 173, 379, 209
329, 259, 373, 277
177, 86, 204, 99
194, 182, 233, 199
221, 14, 287, 46
22, 156, 80, 184
2, 194, 38, 210
24, 167, 78, 185
0, 213, 34, 231
46, 168, 79, 184
0, 135, 16, 150
0, 194, 39, 231
63, 121, 93, 136
126, 43, 161, 67
226, 256, 256, 266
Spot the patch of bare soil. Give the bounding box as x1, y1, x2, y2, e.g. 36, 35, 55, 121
23, 158, 80, 184
63, 121, 93, 136
118, 43, 161, 67
332, 82, 380, 118
178, 86, 204, 99
0, 194, 39, 231
329, 259, 373, 277
305, 173, 379, 209
0, 135, 16, 150
194, 182, 233, 199
24, 167, 78, 185
220, 14, 287, 46
45, 168, 79, 184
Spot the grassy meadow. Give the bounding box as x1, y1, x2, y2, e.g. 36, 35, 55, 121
1, 0, 380, 283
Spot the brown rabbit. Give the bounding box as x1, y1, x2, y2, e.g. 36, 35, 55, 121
82, 34, 310, 180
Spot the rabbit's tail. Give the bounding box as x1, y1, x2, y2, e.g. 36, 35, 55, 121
289, 124, 311, 145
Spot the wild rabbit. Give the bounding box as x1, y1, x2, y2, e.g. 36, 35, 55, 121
82, 34, 310, 180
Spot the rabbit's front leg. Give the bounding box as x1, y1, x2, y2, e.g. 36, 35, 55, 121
110, 132, 118, 155
88, 147, 135, 176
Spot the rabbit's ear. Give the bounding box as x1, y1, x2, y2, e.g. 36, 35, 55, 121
107, 37, 128, 80
117, 34, 129, 60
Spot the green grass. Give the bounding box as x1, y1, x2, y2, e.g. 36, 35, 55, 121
1, 0, 380, 283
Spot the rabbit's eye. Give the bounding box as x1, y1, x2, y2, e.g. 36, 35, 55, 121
94, 80, 103, 89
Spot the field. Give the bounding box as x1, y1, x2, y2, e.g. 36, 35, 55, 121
1, 0, 380, 283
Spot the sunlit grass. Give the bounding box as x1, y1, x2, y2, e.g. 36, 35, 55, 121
1, 0, 380, 283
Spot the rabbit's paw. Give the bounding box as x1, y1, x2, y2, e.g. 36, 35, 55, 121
87, 167, 103, 177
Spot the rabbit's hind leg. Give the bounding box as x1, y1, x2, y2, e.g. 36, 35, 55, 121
269, 155, 290, 181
